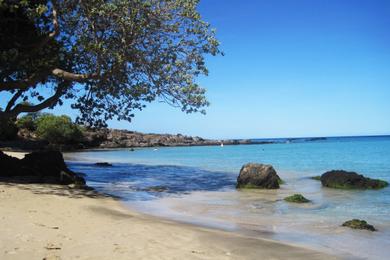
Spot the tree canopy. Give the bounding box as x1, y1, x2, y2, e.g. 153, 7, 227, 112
0, 0, 221, 127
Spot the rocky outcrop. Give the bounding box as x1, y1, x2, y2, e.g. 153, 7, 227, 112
1, 128, 270, 151
0, 151, 85, 185
342, 219, 376, 231
92, 129, 255, 148
236, 163, 282, 189
320, 170, 388, 189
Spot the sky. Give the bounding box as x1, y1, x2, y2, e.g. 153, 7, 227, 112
2, 0, 390, 139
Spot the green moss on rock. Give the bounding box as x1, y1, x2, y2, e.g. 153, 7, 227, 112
342, 219, 376, 231
284, 194, 310, 203
321, 170, 389, 190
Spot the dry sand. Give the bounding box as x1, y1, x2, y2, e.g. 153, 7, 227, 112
2, 151, 26, 159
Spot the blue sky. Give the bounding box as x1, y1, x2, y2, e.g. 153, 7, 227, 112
2, 0, 390, 139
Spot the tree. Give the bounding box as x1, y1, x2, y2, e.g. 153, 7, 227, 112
35, 114, 83, 144
0, 0, 221, 129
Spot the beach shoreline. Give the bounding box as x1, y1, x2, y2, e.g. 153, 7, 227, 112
0, 181, 338, 260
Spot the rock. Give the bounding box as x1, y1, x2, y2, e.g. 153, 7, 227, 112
236, 163, 282, 189
320, 170, 388, 189
95, 162, 113, 167
342, 219, 376, 231
310, 176, 321, 181
284, 194, 310, 203
143, 186, 169, 192
0, 150, 85, 185
0, 151, 31, 176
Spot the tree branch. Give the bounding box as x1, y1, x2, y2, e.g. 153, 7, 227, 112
51, 68, 99, 82
10, 83, 67, 115
5, 90, 24, 112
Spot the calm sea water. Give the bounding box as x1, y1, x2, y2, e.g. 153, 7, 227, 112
66, 136, 390, 259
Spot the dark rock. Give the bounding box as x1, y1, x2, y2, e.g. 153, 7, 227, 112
342, 219, 376, 231
143, 186, 169, 192
236, 163, 282, 189
320, 170, 388, 189
95, 162, 113, 167
0, 151, 32, 176
0, 150, 85, 185
284, 194, 310, 203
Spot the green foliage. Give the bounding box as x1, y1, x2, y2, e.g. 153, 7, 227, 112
16, 114, 38, 131
35, 114, 83, 144
1, 0, 221, 127
284, 194, 310, 203
310, 176, 321, 181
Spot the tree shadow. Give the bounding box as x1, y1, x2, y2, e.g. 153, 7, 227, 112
0, 178, 119, 200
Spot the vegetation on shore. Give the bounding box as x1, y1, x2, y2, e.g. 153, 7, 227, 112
17, 113, 84, 145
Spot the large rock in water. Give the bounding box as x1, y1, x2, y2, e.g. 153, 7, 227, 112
320, 170, 388, 189
236, 163, 282, 189
0, 151, 85, 185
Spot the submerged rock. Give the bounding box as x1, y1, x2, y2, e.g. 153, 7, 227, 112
320, 170, 388, 189
143, 186, 169, 192
236, 163, 282, 189
95, 162, 113, 167
0, 150, 85, 185
284, 194, 310, 203
342, 219, 376, 231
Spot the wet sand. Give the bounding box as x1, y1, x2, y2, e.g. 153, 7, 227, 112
0, 182, 338, 260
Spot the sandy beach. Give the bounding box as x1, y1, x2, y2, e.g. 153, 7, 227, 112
0, 180, 338, 260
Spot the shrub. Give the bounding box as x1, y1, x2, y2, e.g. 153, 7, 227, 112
35, 115, 83, 144
16, 114, 37, 131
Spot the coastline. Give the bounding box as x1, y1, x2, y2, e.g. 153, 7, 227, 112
0, 182, 337, 260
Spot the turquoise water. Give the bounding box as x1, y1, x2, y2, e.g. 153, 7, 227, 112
66, 136, 390, 259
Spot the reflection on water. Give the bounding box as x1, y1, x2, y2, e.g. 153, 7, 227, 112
69, 162, 236, 200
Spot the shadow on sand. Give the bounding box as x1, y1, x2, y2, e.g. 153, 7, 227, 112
0, 178, 118, 200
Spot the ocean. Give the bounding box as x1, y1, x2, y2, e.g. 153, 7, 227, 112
66, 135, 390, 259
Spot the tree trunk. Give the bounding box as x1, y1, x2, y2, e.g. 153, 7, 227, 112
0, 112, 18, 141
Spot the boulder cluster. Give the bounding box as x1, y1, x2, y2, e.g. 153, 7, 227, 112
236, 162, 387, 232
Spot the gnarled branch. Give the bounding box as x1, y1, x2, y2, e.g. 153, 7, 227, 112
5, 90, 24, 112
10, 83, 67, 115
